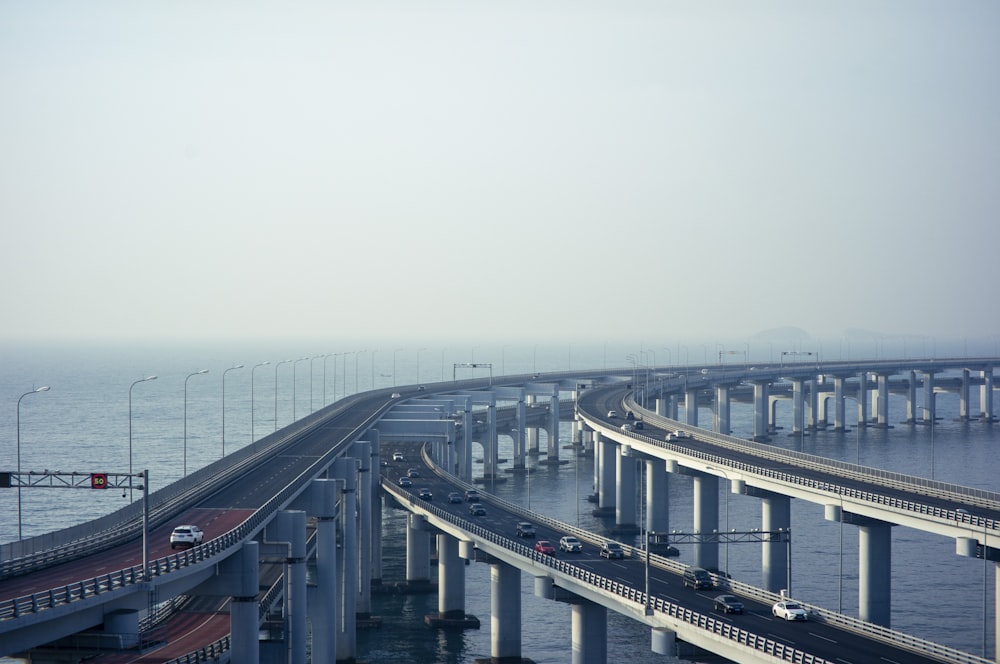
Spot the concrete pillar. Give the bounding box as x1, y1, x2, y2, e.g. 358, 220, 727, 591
485, 403, 497, 481
685, 388, 698, 427
858, 373, 870, 426
274, 510, 307, 664
549, 394, 561, 461
959, 368, 971, 420
923, 371, 936, 424
527, 426, 539, 456
692, 473, 719, 571
354, 442, 373, 617
437, 534, 465, 618
596, 434, 616, 515
231, 541, 260, 664
490, 561, 522, 660
406, 513, 431, 585
616, 451, 637, 532
651, 627, 676, 656
876, 374, 890, 427
981, 367, 995, 420
571, 599, 607, 664
647, 460, 669, 540
905, 371, 919, 423
333, 458, 359, 661
833, 376, 847, 431
753, 382, 769, 441
858, 520, 892, 627
369, 433, 383, 587
791, 379, 805, 435
311, 479, 339, 663
460, 407, 474, 482
714, 384, 730, 435
761, 494, 791, 593
808, 379, 820, 429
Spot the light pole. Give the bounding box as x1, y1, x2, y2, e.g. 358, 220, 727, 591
129, 375, 157, 502
416, 347, 427, 385
393, 348, 404, 386
16, 386, 49, 540
184, 369, 209, 476
250, 361, 269, 444
310, 354, 327, 413
708, 466, 731, 579
354, 350, 365, 394
370, 349, 379, 390
292, 357, 309, 421
322, 353, 334, 406
221, 364, 244, 458
274, 359, 292, 431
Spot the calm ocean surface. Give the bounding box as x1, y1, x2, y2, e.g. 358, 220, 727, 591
1, 341, 996, 662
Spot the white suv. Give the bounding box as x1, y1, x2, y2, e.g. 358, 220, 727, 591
170, 525, 204, 549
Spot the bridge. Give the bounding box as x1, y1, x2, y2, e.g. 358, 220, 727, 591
0, 358, 997, 663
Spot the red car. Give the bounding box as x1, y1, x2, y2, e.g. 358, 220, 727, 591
534, 540, 556, 555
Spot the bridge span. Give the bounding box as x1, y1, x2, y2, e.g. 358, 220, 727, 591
0, 358, 996, 663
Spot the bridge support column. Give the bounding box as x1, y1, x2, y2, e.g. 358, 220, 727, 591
548, 394, 561, 461
876, 373, 890, 427
334, 458, 359, 661
922, 371, 936, 424
981, 367, 995, 420
684, 389, 698, 427
714, 384, 730, 435
857, 372, 870, 427
761, 494, 791, 593
651, 627, 676, 656
370, 433, 384, 587
905, 371, 919, 423
435, 534, 466, 618
859, 518, 892, 627
693, 472, 719, 571
833, 377, 847, 431
231, 541, 260, 664
273, 510, 307, 664
460, 406, 474, 482
752, 382, 769, 441
490, 561, 522, 661
311, 478, 340, 663
959, 369, 971, 420
485, 403, 498, 483
354, 442, 373, 618
594, 433, 616, 516
647, 459, 669, 542
571, 598, 607, 664
406, 514, 432, 587
791, 380, 805, 435
615, 450, 638, 533
527, 426, 539, 456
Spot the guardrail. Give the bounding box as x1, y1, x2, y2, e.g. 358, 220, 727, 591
397, 444, 993, 664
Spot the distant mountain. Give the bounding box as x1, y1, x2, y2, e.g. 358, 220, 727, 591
747, 326, 811, 343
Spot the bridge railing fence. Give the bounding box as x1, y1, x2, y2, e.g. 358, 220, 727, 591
410, 439, 995, 664
623, 395, 1000, 512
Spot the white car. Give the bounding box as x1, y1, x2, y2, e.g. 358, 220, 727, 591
772, 601, 809, 621
559, 536, 583, 552
170, 525, 204, 549
607, 410, 618, 418
392, 452, 405, 462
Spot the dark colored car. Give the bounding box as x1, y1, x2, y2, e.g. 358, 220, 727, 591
600, 542, 624, 559
469, 503, 486, 516
516, 522, 536, 537
714, 594, 744, 614
397, 477, 412, 487
417, 488, 432, 500
465, 489, 480, 502
448, 492, 463, 503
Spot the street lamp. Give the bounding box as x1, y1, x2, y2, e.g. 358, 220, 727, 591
16, 386, 49, 540
250, 361, 269, 444
416, 347, 427, 385
129, 375, 157, 502
222, 364, 244, 458
322, 353, 334, 406
370, 349, 379, 389
292, 357, 309, 421
310, 354, 328, 413
274, 359, 292, 431
184, 369, 209, 476
393, 348, 405, 386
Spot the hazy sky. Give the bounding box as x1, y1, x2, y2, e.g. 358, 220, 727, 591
2, 1, 998, 347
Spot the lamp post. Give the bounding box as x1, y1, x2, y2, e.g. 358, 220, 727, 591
354, 350, 365, 395
221, 364, 244, 458
292, 357, 309, 421
416, 347, 427, 385
322, 353, 334, 406
16, 386, 49, 540
309, 354, 327, 413
129, 375, 157, 502
393, 348, 404, 386
250, 361, 269, 444
370, 349, 378, 390
184, 369, 209, 476
706, 465, 731, 579
274, 359, 292, 431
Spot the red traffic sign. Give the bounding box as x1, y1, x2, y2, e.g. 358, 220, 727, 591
90, 473, 108, 489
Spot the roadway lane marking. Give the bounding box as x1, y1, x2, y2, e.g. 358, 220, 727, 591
808, 632, 837, 643
879, 659, 903, 664
835, 658, 856, 664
